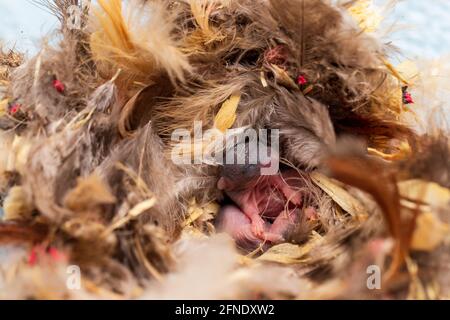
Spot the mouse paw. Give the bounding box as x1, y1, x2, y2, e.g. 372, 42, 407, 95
250, 216, 266, 239
263, 232, 285, 243
289, 191, 302, 206
304, 207, 318, 221
276, 180, 302, 206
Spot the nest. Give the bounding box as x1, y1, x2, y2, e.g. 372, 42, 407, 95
0, 0, 449, 300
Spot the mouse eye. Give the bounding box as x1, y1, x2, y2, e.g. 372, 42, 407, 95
243, 164, 259, 177
222, 138, 262, 180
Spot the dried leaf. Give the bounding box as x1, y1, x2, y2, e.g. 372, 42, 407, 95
102, 198, 157, 236
214, 93, 241, 132
257, 233, 323, 264
129, 198, 157, 218
410, 212, 449, 251
0, 131, 13, 184
3, 186, 34, 221
269, 64, 298, 90
398, 179, 450, 209
260, 72, 268, 88
118, 79, 173, 138
348, 0, 382, 33
396, 61, 420, 85
119, 86, 151, 138
405, 257, 427, 300
0, 98, 8, 116
311, 172, 369, 219
8, 135, 32, 174
180, 226, 210, 240
383, 59, 410, 85
183, 199, 220, 227
64, 175, 116, 212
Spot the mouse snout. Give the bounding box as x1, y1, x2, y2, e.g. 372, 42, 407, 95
221, 163, 260, 181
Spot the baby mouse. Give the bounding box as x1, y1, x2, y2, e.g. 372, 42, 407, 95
215, 159, 309, 250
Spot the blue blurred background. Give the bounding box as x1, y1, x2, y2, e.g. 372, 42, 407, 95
0, 0, 450, 59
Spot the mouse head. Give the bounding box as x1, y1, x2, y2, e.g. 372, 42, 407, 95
218, 140, 263, 190
218, 163, 261, 191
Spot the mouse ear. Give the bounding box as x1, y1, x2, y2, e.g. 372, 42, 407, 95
217, 177, 228, 190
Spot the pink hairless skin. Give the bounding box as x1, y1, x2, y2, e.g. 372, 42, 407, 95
216, 168, 307, 250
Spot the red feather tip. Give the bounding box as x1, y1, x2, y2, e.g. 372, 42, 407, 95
296, 75, 307, 86
53, 79, 65, 93
9, 103, 21, 115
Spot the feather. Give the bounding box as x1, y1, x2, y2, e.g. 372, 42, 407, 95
0, 222, 48, 245
188, 0, 220, 40
274, 90, 337, 169
91, 0, 192, 87
2, 0, 450, 300
214, 93, 241, 132
324, 142, 418, 283
152, 74, 253, 138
